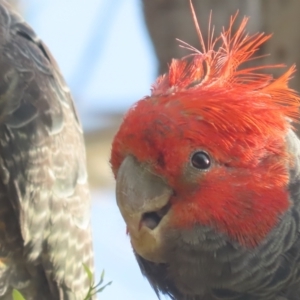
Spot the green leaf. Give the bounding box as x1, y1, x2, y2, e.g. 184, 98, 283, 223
100, 269, 105, 282
96, 281, 112, 293
12, 289, 26, 300
83, 266, 112, 299
83, 263, 94, 284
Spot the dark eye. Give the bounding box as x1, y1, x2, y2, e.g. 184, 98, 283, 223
191, 151, 211, 170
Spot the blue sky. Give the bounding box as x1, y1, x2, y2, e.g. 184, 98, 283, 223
23, 1, 161, 299
24, 0, 157, 129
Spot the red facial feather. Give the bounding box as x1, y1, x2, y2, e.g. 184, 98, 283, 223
111, 4, 300, 247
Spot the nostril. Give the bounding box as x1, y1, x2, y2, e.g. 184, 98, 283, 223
141, 212, 161, 230
140, 202, 171, 230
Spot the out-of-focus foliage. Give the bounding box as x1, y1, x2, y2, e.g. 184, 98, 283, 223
83, 265, 112, 299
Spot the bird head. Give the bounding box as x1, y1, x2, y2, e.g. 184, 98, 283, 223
110, 8, 300, 263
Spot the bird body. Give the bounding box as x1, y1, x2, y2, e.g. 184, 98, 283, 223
0, 1, 94, 299
111, 2, 300, 300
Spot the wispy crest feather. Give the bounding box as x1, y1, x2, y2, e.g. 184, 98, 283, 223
151, 0, 299, 123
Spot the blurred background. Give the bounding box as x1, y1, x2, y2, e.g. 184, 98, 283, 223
9, 0, 300, 299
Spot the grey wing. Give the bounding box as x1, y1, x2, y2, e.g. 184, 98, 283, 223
0, 1, 94, 299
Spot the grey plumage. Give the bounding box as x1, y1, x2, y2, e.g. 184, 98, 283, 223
0, 1, 94, 299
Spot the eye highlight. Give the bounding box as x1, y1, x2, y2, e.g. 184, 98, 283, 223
191, 151, 211, 170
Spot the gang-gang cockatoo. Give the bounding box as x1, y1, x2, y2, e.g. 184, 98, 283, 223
111, 3, 300, 300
